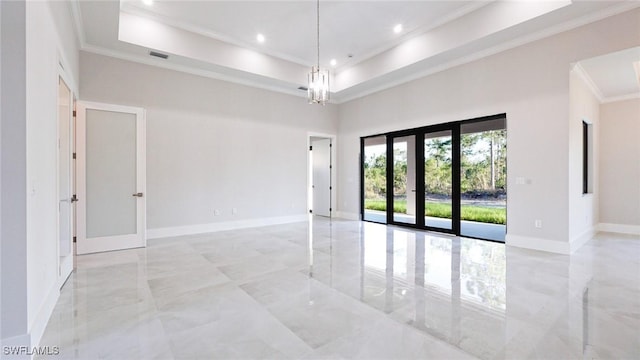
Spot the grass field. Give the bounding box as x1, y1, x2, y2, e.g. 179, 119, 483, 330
364, 199, 506, 225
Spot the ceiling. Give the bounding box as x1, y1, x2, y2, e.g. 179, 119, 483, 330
578, 46, 640, 102
72, 0, 640, 103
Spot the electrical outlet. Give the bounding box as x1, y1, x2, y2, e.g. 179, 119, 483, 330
232, 208, 237, 215
214, 209, 220, 216
534, 220, 542, 228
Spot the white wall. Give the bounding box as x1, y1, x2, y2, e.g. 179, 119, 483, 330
1, 0, 79, 350
567, 66, 600, 251
599, 98, 640, 230
79, 52, 337, 236
336, 9, 640, 253
1, 0, 29, 346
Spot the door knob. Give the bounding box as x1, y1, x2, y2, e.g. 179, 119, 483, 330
132, 192, 144, 197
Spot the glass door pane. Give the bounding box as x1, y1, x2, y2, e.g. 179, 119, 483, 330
86, 109, 137, 238
393, 136, 416, 224
460, 119, 507, 242
363, 136, 387, 223
424, 130, 453, 230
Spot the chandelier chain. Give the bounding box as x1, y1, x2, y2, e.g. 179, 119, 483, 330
316, 0, 320, 69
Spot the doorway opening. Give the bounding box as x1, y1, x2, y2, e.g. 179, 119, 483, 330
360, 114, 507, 242
308, 134, 336, 218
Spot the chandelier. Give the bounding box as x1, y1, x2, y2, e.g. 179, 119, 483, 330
308, 0, 329, 105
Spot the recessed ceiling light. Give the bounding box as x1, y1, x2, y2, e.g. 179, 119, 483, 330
330, 59, 337, 67
393, 24, 403, 34
256, 33, 265, 43
142, 0, 153, 5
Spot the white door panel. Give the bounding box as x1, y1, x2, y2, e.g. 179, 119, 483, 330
77, 102, 146, 255
57, 78, 73, 286
312, 138, 331, 217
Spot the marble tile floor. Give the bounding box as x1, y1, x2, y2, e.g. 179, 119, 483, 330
38, 217, 640, 359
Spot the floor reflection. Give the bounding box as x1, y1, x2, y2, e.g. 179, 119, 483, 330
38, 216, 638, 359
308, 220, 507, 359
305, 218, 639, 360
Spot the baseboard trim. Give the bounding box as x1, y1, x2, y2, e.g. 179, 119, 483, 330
570, 226, 595, 253
597, 223, 640, 235
335, 211, 359, 221
147, 215, 309, 239
506, 234, 570, 254
30, 283, 60, 349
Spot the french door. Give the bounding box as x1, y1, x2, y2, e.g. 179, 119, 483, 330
76, 102, 146, 254
361, 115, 506, 242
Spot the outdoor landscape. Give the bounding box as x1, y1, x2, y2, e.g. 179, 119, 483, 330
364, 130, 507, 225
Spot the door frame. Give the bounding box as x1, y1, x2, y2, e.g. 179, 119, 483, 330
307, 132, 337, 218
76, 101, 146, 255
360, 114, 506, 242
384, 124, 459, 235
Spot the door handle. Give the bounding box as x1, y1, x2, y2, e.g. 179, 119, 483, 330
71, 194, 78, 203
132, 192, 144, 197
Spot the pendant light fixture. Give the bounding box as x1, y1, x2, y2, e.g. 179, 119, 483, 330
308, 0, 329, 105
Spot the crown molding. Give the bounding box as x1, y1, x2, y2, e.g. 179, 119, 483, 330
572, 63, 605, 103
69, 0, 86, 48
119, 7, 313, 68
80, 44, 310, 101
335, 1, 640, 104
602, 92, 640, 104
72, 1, 640, 105
334, 1, 492, 72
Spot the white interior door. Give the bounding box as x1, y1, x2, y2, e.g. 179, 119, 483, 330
312, 138, 331, 217
57, 78, 74, 285
76, 102, 146, 255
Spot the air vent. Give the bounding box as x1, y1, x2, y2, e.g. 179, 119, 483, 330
149, 51, 169, 60
298, 86, 308, 91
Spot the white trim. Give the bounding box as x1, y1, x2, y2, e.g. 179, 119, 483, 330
119, 7, 310, 68
336, 1, 640, 104
57, 255, 73, 289
81, 45, 307, 100
598, 223, 640, 235
147, 215, 308, 239
574, 64, 640, 104
602, 92, 640, 104
72, 2, 639, 104
55, 72, 74, 290
506, 234, 570, 254
69, 0, 86, 47
307, 132, 337, 218
333, 0, 492, 72
570, 226, 595, 253
76, 102, 147, 255
572, 63, 604, 103
121, 1, 491, 72
28, 284, 59, 350
335, 211, 360, 221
